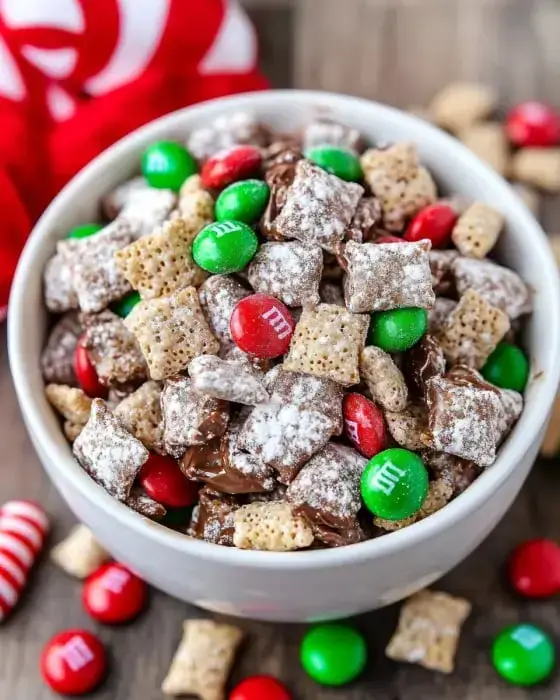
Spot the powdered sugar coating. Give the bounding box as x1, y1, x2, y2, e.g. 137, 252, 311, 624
302, 119, 362, 153
360, 346, 408, 411
114, 380, 164, 453
186, 111, 268, 160
453, 257, 531, 320
82, 310, 147, 387
41, 312, 81, 386
44, 251, 78, 313
286, 443, 366, 531
188, 355, 269, 406
344, 240, 435, 313
73, 399, 149, 501
119, 187, 177, 239
161, 376, 229, 458
428, 298, 457, 334
426, 373, 503, 466
198, 275, 250, 349
429, 250, 459, 296
126, 488, 167, 520
273, 160, 363, 253
65, 219, 135, 312
239, 401, 337, 484
247, 241, 323, 307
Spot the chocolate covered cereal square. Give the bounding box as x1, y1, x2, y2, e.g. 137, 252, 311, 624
73, 399, 149, 501
41, 312, 81, 386
198, 275, 250, 350
272, 160, 363, 252
114, 380, 164, 453
247, 241, 323, 307
188, 355, 269, 406
124, 286, 220, 380
284, 303, 369, 386
344, 240, 435, 313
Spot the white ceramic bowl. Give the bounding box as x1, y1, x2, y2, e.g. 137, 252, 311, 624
9, 91, 560, 623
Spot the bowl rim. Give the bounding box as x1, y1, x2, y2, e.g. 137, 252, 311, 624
9, 89, 560, 571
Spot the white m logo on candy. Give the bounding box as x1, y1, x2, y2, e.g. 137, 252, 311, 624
213, 221, 241, 238
371, 461, 406, 496
103, 567, 130, 594
345, 419, 359, 443
262, 307, 292, 340
61, 637, 95, 672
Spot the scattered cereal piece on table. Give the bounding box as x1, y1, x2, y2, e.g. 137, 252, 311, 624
511, 148, 560, 192
124, 286, 220, 381
344, 240, 435, 313
73, 399, 150, 501
50, 523, 111, 579
233, 502, 314, 551
162, 619, 243, 699
386, 589, 471, 673
430, 82, 497, 132
437, 288, 510, 368
284, 303, 368, 386
458, 122, 510, 176
115, 218, 208, 300
451, 202, 504, 258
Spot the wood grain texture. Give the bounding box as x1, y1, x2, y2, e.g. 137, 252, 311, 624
2, 0, 560, 697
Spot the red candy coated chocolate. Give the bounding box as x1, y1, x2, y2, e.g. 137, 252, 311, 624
82, 562, 148, 624
508, 538, 560, 599
230, 676, 291, 700
343, 393, 387, 458
201, 145, 262, 190
230, 293, 295, 359
404, 203, 458, 248
138, 454, 198, 508
506, 102, 560, 147
74, 338, 107, 399
41, 629, 107, 695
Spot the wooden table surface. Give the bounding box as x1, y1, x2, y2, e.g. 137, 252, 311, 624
2, 0, 560, 698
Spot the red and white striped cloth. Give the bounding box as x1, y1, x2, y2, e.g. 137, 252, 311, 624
0, 500, 49, 621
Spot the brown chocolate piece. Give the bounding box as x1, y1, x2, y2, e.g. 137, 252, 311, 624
311, 521, 368, 548
259, 162, 298, 241
345, 197, 383, 243
403, 334, 446, 396
429, 250, 459, 297
421, 450, 481, 497
187, 488, 242, 546
262, 139, 303, 170
126, 487, 167, 520
41, 312, 81, 386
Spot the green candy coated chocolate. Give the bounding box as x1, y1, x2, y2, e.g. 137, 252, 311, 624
141, 141, 197, 191
361, 448, 429, 520
192, 220, 258, 274
66, 223, 104, 240
492, 624, 555, 686
215, 179, 270, 224
481, 341, 529, 392
112, 291, 141, 318
305, 145, 363, 182
369, 307, 427, 352
300, 624, 367, 686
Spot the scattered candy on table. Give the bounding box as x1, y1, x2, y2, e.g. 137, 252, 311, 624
82, 562, 148, 625
230, 675, 291, 700
492, 623, 556, 686
41, 629, 107, 695
300, 624, 367, 686
0, 501, 49, 622
508, 538, 560, 598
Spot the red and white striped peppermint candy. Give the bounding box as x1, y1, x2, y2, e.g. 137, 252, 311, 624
0, 500, 49, 621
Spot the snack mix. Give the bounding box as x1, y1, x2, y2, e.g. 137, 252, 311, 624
42, 110, 531, 552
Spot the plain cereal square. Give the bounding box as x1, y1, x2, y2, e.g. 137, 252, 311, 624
451, 202, 504, 258
124, 286, 220, 380
233, 502, 314, 551
115, 218, 207, 300
284, 303, 369, 386
114, 380, 164, 453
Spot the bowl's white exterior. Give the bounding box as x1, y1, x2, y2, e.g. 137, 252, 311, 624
9, 91, 560, 623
